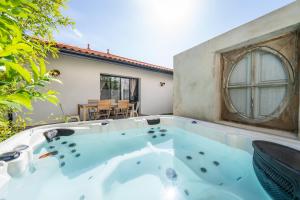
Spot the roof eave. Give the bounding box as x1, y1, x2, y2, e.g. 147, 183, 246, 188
58, 48, 173, 75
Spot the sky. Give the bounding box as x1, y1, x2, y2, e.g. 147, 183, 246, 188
55, 0, 295, 68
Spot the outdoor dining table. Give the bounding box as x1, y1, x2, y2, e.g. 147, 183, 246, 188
78, 102, 135, 121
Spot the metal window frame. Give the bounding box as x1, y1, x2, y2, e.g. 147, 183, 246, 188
100, 74, 139, 102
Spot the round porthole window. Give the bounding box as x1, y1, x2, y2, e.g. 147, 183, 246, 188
226, 47, 293, 122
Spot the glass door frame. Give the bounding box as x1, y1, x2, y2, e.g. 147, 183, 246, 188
100, 73, 139, 103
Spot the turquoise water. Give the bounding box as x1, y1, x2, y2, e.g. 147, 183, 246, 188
0, 126, 270, 200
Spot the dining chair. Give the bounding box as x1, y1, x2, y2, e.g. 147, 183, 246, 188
115, 100, 129, 119
95, 100, 111, 119
130, 101, 140, 117
110, 99, 116, 105
109, 99, 116, 117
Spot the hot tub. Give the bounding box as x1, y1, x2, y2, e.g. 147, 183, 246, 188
0, 116, 299, 200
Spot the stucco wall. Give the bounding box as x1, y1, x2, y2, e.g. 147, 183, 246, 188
174, 2, 300, 124
27, 53, 173, 124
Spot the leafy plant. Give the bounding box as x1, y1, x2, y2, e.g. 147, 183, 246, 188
0, 0, 73, 141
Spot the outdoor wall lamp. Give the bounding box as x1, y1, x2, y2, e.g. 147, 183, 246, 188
49, 69, 61, 77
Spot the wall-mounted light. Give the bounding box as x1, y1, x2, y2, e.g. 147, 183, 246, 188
160, 82, 165, 87
49, 69, 61, 77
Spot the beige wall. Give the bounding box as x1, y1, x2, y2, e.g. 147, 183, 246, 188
27, 53, 173, 124
174, 2, 300, 123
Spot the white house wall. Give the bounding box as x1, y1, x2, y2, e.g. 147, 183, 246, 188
27, 53, 173, 124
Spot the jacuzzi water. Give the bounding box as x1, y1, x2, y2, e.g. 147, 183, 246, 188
0, 122, 272, 200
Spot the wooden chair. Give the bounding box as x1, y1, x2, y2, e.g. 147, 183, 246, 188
95, 100, 111, 119
115, 100, 129, 119
110, 99, 116, 104
109, 99, 116, 117
88, 99, 98, 120
129, 101, 140, 117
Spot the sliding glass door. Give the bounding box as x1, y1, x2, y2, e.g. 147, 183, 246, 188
121, 78, 129, 100
100, 74, 138, 102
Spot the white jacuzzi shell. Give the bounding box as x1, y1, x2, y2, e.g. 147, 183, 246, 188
0, 115, 299, 188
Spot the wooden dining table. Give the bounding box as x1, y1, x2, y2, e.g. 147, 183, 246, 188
78, 102, 135, 121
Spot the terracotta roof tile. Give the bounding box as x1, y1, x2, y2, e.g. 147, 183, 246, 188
55, 42, 173, 74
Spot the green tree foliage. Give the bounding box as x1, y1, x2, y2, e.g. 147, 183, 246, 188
0, 0, 73, 141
